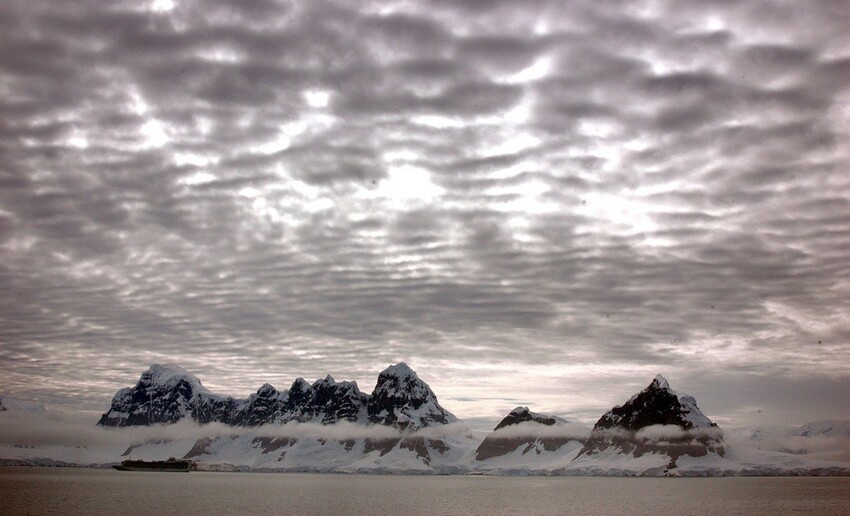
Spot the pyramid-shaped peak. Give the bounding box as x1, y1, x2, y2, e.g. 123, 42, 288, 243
257, 383, 277, 397
288, 378, 311, 396
368, 362, 457, 429
651, 374, 671, 390
381, 362, 418, 379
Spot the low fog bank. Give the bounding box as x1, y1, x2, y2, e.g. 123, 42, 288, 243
2, 410, 848, 464
0, 411, 472, 449
724, 427, 850, 463
486, 421, 591, 440
633, 425, 724, 443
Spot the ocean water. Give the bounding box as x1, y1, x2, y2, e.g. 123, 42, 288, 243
1, 467, 848, 515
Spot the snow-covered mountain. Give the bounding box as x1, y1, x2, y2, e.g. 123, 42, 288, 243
98, 364, 235, 426
5, 371, 849, 475
366, 362, 457, 429
99, 364, 441, 428
472, 407, 587, 474
574, 375, 724, 471
475, 407, 577, 460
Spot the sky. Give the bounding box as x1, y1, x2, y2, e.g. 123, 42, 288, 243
0, 0, 848, 431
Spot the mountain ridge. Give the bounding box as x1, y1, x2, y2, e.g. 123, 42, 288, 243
98, 363, 455, 430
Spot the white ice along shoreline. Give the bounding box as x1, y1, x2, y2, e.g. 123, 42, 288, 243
1, 365, 849, 476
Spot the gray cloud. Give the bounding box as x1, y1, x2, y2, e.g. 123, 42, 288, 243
0, 0, 848, 428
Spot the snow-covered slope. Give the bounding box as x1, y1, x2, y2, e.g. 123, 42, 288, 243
177, 423, 476, 473
789, 420, 850, 439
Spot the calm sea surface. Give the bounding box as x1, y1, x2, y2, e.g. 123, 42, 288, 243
1, 467, 848, 515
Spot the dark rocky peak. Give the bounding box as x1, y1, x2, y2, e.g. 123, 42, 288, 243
494, 406, 565, 431
371, 363, 430, 399
256, 383, 278, 398
238, 383, 286, 426
309, 376, 368, 424
98, 364, 214, 427
593, 374, 716, 432
99, 363, 454, 429
367, 362, 457, 429
576, 375, 723, 466
288, 378, 311, 401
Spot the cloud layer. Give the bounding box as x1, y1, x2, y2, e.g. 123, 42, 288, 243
1, 0, 848, 427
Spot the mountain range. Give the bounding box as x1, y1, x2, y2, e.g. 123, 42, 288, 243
98, 363, 455, 430
2, 364, 849, 476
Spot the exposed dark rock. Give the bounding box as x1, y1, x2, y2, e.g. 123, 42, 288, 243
98, 364, 369, 427
184, 437, 216, 459
576, 375, 724, 463
366, 363, 457, 429
251, 437, 296, 454
494, 406, 561, 430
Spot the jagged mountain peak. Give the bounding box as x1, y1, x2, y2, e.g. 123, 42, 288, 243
651, 374, 670, 390
256, 383, 278, 397
290, 378, 310, 392
312, 375, 336, 387
367, 363, 457, 429
99, 363, 463, 430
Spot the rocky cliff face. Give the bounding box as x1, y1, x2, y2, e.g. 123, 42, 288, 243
98, 364, 224, 426
576, 375, 723, 467
98, 362, 449, 429
366, 363, 457, 430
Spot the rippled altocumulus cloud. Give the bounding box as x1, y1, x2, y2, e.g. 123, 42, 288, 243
0, 0, 848, 427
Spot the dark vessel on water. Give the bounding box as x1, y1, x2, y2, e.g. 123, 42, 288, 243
113, 457, 194, 472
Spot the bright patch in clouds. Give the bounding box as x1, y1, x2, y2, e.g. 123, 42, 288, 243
500, 56, 552, 84
303, 90, 330, 108
178, 171, 217, 186
376, 166, 444, 204
140, 119, 168, 148
151, 0, 174, 13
